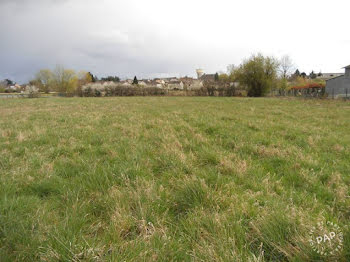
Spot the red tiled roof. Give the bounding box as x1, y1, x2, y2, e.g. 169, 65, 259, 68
290, 83, 325, 90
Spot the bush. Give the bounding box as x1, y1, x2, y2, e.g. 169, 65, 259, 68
80, 83, 166, 97
194, 82, 241, 97
24, 85, 40, 98
79, 82, 247, 97
233, 54, 279, 97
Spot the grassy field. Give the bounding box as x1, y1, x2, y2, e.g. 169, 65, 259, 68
0, 97, 349, 261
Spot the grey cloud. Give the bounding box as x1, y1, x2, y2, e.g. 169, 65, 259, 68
0, 0, 67, 5
1, 0, 348, 83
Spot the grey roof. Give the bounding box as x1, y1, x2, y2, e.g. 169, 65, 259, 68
200, 74, 215, 81
325, 74, 344, 81
317, 73, 343, 77
343, 65, 350, 69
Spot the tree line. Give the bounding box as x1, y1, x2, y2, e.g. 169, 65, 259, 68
30, 66, 124, 94
217, 54, 326, 97
27, 54, 326, 97
30, 66, 95, 94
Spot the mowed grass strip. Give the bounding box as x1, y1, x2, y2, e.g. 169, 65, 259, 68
0, 97, 349, 261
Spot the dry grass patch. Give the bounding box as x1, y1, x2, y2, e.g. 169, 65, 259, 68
219, 154, 249, 176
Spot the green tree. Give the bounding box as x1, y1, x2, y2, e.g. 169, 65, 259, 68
214, 72, 219, 81
53, 65, 78, 94
35, 69, 54, 93
133, 76, 138, 85
101, 76, 120, 82
4, 79, 14, 86
219, 73, 229, 82
309, 71, 317, 79
278, 78, 289, 90
77, 71, 93, 84
233, 54, 279, 97
88, 72, 96, 82
290, 69, 300, 81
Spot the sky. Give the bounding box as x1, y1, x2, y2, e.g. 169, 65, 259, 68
0, 0, 349, 83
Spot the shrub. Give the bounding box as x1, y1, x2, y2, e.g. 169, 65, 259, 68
24, 85, 40, 98
195, 82, 241, 97
80, 83, 166, 97
233, 54, 279, 97
80, 82, 246, 97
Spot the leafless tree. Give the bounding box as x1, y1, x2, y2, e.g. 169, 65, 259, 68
279, 55, 295, 79
226, 64, 235, 75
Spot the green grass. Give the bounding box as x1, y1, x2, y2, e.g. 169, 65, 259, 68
0, 97, 349, 261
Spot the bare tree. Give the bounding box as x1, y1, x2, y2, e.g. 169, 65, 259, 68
279, 55, 294, 79
226, 64, 235, 75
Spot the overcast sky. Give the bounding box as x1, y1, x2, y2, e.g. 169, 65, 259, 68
0, 0, 349, 83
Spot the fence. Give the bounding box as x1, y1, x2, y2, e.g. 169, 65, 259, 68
269, 87, 326, 98
0, 93, 27, 99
